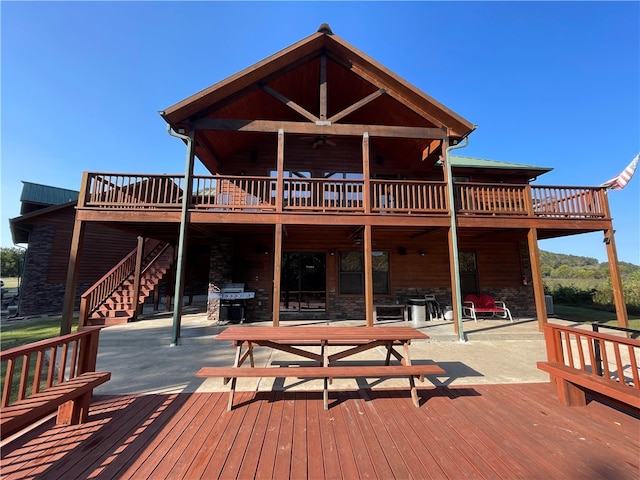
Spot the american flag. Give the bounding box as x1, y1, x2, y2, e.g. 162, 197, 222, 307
600, 153, 639, 190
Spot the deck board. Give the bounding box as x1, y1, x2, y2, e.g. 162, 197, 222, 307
2, 383, 639, 480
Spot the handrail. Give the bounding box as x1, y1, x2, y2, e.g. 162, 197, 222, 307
283, 178, 365, 212
543, 323, 640, 389
79, 239, 165, 326
81, 172, 609, 219
455, 183, 529, 215
530, 185, 606, 218
371, 180, 447, 214
1, 327, 102, 408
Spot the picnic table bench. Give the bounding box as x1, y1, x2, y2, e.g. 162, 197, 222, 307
197, 326, 444, 410
1, 327, 110, 438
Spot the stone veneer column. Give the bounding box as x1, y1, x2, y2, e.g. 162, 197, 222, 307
207, 237, 233, 322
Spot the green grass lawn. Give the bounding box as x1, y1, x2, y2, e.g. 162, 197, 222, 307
1, 317, 78, 351
1, 277, 20, 288
553, 304, 640, 330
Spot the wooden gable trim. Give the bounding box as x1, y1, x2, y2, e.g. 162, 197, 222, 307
162, 33, 327, 124
325, 36, 475, 138
163, 29, 474, 139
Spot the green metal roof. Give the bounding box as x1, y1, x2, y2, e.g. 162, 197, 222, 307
448, 155, 553, 173
20, 181, 79, 206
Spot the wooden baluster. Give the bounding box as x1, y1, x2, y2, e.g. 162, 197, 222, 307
18, 355, 29, 401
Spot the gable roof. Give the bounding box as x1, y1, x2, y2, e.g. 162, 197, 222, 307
20, 181, 79, 207
449, 155, 552, 172
161, 26, 474, 139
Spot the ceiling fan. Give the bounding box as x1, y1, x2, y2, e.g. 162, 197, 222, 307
304, 135, 336, 149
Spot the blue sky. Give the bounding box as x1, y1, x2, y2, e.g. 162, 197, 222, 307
2, 1, 639, 264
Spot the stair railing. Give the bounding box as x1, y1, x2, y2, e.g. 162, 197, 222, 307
79, 239, 167, 326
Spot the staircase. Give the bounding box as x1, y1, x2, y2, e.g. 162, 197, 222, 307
81, 241, 174, 327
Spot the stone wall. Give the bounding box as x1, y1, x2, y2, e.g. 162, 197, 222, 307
19, 225, 92, 316
206, 237, 233, 322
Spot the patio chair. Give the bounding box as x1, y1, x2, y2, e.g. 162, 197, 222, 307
463, 294, 513, 322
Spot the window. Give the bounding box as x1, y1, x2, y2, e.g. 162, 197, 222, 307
338, 251, 389, 295
459, 251, 478, 295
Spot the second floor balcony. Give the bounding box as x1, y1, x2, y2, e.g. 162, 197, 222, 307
80, 173, 609, 222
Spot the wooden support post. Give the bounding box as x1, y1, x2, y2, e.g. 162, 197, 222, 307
362, 132, 371, 214
273, 224, 283, 327
131, 236, 145, 321
604, 228, 628, 328
319, 53, 327, 121
364, 224, 374, 327
528, 228, 548, 331
61, 172, 90, 334
275, 129, 284, 213
61, 218, 85, 334
153, 283, 160, 311
442, 136, 465, 341
171, 128, 196, 346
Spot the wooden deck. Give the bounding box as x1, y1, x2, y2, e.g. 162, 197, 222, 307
2, 383, 638, 479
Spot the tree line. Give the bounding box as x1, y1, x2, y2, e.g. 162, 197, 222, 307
1, 248, 26, 278
540, 250, 639, 280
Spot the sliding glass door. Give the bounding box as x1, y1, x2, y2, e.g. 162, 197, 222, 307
280, 252, 326, 312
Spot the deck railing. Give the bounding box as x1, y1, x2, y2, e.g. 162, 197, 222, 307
1, 327, 102, 408
82, 173, 608, 219
78, 239, 165, 326
192, 175, 276, 211
283, 178, 364, 212
530, 186, 606, 218
543, 323, 640, 391
455, 183, 529, 215
371, 180, 448, 214
86, 173, 184, 208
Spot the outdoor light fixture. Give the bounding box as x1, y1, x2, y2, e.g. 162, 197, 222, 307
418, 250, 426, 256
329, 249, 335, 256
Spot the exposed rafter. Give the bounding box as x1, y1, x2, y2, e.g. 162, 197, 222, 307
261, 84, 319, 123
328, 88, 386, 124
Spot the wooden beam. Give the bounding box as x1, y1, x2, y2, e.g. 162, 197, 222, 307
409, 227, 448, 240
131, 236, 145, 322
364, 224, 374, 327
347, 226, 365, 240
319, 52, 327, 121
527, 228, 548, 331
261, 84, 319, 123
604, 228, 628, 327
276, 129, 285, 212
191, 118, 447, 140
61, 218, 85, 334
273, 224, 283, 327
328, 88, 386, 124
422, 140, 442, 161
61, 171, 90, 334
362, 132, 371, 214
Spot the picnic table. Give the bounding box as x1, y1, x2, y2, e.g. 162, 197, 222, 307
197, 326, 445, 410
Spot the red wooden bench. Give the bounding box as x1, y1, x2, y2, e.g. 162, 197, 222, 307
462, 294, 513, 322
537, 323, 639, 412
1, 327, 110, 438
